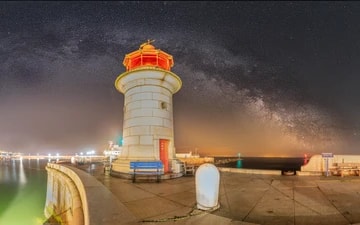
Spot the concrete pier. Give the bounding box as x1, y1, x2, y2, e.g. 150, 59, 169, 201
73, 163, 360, 225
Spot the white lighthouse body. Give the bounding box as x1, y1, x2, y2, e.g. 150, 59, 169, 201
111, 41, 182, 176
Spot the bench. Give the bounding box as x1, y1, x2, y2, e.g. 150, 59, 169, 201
129, 161, 164, 183
183, 162, 196, 176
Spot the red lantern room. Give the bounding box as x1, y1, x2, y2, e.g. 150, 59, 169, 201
123, 40, 174, 72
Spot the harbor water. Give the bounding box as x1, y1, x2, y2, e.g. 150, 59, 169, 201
217, 157, 306, 172
0, 159, 47, 225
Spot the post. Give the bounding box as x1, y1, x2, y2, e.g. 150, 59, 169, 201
195, 163, 220, 211
325, 158, 329, 177
321, 152, 333, 177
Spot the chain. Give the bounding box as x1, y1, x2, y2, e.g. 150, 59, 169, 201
141, 205, 209, 223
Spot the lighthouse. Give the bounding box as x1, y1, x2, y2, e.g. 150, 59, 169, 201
111, 40, 183, 178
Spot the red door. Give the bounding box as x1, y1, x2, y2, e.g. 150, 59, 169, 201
159, 139, 169, 173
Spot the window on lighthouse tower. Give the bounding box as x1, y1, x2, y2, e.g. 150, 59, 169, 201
160, 101, 168, 110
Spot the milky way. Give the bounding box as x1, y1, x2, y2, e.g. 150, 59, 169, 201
1, 2, 360, 156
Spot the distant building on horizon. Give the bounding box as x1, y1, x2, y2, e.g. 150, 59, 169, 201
103, 141, 122, 159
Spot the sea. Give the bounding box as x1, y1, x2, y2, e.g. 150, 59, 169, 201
215, 157, 306, 172
0, 159, 48, 225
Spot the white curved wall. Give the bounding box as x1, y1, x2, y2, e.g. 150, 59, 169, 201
45, 163, 87, 225
45, 163, 136, 225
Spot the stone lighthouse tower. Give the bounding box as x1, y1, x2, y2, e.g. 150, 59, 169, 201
111, 40, 183, 177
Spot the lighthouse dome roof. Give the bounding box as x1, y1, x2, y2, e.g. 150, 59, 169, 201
123, 40, 174, 71
141, 43, 155, 50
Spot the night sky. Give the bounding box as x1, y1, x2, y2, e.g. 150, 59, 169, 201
1, 2, 360, 156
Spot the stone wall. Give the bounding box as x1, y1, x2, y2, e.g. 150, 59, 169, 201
45, 163, 137, 225
45, 163, 87, 225
177, 157, 214, 166
219, 167, 282, 175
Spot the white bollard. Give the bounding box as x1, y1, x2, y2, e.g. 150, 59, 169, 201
195, 163, 220, 211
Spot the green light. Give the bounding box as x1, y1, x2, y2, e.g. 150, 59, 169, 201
236, 159, 243, 168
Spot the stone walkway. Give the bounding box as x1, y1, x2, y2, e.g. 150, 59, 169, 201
78, 163, 360, 225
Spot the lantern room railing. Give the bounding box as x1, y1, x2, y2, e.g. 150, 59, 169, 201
123, 40, 174, 71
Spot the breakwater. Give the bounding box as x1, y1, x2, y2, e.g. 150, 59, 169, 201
215, 157, 305, 171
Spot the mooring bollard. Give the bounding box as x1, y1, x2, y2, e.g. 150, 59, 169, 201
195, 163, 220, 211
